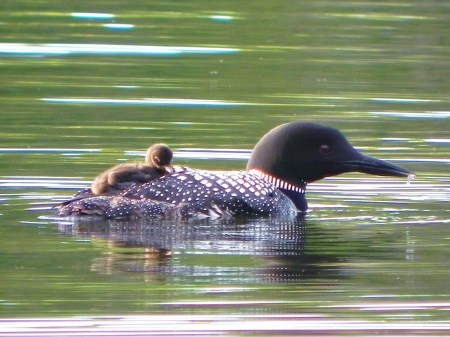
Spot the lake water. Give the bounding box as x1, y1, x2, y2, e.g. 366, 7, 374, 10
1, 0, 449, 335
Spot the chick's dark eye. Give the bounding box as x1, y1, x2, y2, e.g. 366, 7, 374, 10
320, 144, 331, 155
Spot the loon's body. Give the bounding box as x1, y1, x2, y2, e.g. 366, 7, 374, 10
58, 167, 298, 219
57, 122, 412, 219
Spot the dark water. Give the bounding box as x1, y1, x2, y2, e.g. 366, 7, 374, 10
1, 0, 450, 335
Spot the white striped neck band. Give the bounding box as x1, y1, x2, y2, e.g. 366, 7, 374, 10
249, 169, 306, 193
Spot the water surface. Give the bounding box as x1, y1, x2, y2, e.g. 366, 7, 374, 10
1, 0, 449, 335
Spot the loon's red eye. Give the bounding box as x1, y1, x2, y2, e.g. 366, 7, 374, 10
320, 144, 331, 155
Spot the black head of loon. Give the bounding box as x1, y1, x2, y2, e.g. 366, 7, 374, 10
246, 122, 412, 187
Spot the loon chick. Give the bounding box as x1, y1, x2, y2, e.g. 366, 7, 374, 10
58, 144, 173, 207
57, 122, 412, 219
91, 143, 173, 195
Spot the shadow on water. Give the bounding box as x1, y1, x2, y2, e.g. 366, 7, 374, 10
52, 214, 346, 283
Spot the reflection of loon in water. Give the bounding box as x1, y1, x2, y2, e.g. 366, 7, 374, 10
55, 215, 345, 283
57, 122, 412, 220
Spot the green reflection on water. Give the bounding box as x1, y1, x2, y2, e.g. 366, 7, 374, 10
0, 0, 449, 322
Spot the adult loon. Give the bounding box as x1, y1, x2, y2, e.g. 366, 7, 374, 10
57, 122, 412, 219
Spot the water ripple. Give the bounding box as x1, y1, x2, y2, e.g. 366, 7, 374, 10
42, 97, 248, 107
0, 43, 239, 57
0, 314, 449, 336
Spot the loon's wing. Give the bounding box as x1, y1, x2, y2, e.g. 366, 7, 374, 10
122, 168, 296, 217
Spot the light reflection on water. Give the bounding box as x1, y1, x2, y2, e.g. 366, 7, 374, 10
42, 97, 247, 107
1, 0, 450, 333
0, 43, 240, 57
0, 177, 88, 189
370, 111, 450, 119
2, 315, 450, 336
71, 12, 116, 20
